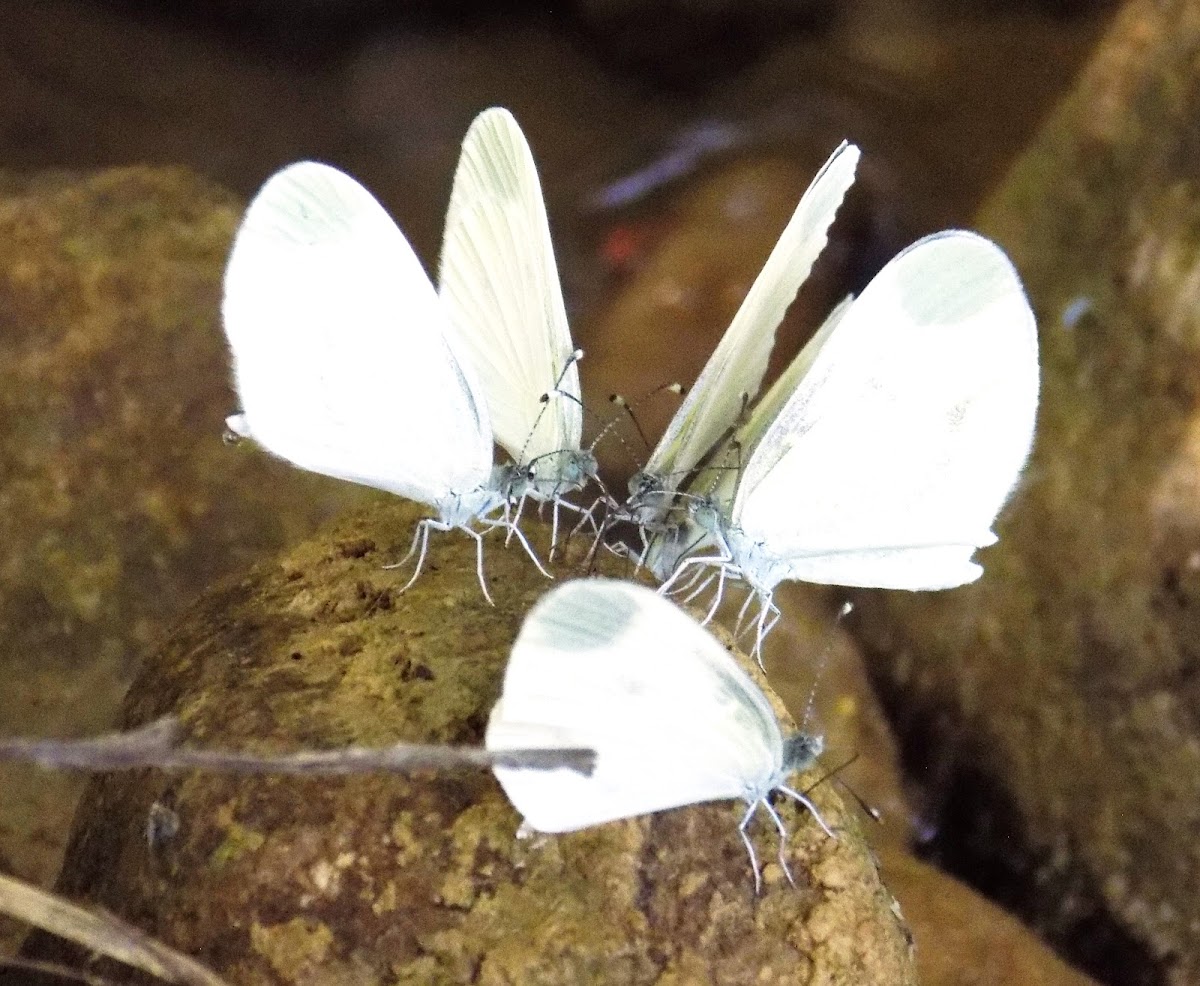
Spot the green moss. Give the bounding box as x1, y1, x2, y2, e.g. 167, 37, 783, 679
210, 822, 266, 868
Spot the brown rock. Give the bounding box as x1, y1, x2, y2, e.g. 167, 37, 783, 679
32, 502, 916, 985
704, 588, 1106, 985
0, 167, 372, 949
882, 849, 1103, 986
573, 0, 830, 85
848, 0, 1200, 982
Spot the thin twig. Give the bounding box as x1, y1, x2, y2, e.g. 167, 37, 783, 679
0, 717, 596, 776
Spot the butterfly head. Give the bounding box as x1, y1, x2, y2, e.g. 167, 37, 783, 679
502, 449, 598, 501
623, 471, 683, 532
686, 493, 724, 535
626, 469, 660, 500
781, 732, 823, 777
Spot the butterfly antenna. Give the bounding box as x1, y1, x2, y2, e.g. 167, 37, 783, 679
802, 752, 883, 823
800, 601, 854, 732
707, 436, 744, 496
608, 381, 685, 453
609, 393, 650, 451
522, 356, 638, 472
517, 348, 586, 467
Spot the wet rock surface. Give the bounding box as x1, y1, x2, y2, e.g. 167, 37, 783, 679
29, 503, 916, 986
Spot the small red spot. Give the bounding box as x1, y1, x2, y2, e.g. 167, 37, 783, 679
601, 224, 648, 273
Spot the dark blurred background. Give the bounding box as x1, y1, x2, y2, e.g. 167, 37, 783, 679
0, 0, 1110, 263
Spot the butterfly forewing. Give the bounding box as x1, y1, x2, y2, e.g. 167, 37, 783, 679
439, 107, 582, 466
222, 161, 494, 502
643, 142, 861, 489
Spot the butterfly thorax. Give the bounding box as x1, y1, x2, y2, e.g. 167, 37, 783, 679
720, 525, 792, 594
644, 492, 724, 580
626, 469, 659, 500
748, 732, 824, 805
437, 486, 506, 528
623, 471, 678, 529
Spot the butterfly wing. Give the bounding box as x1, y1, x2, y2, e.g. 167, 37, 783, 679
642, 142, 860, 489
487, 579, 783, 832
439, 108, 581, 466
642, 297, 857, 579
222, 161, 493, 502
707, 294, 857, 505
732, 230, 1040, 589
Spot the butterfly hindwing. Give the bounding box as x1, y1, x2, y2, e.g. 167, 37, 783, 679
487, 579, 785, 832
731, 229, 1040, 589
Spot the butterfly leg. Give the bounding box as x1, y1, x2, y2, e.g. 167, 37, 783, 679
760, 797, 796, 887
385, 517, 428, 570
394, 519, 438, 592
567, 495, 604, 541
750, 590, 780, 666
582, 510, 615, 569
679, 570, 716, 606
733, 585, 757, 639
702, 565, 729, 625
634, 525, 652, 573
505, 493, 529, 547
738, 802, 764, 896
457, 525, 495, 606
548, 496, 562, 560
762, 600, 782, 638
630, 521, 670, 576
659, 555, 706, 596
775, 784, 836, 839
489, 517, 553, 581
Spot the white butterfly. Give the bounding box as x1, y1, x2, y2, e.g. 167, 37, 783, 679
440, 109, 599, 539
485, 577, 831, 891
650, 229, 1042, 653
222, 108, 590, 597
623, 140, 862, 535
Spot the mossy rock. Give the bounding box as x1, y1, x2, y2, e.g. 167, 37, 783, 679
31, 501, 914, 985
